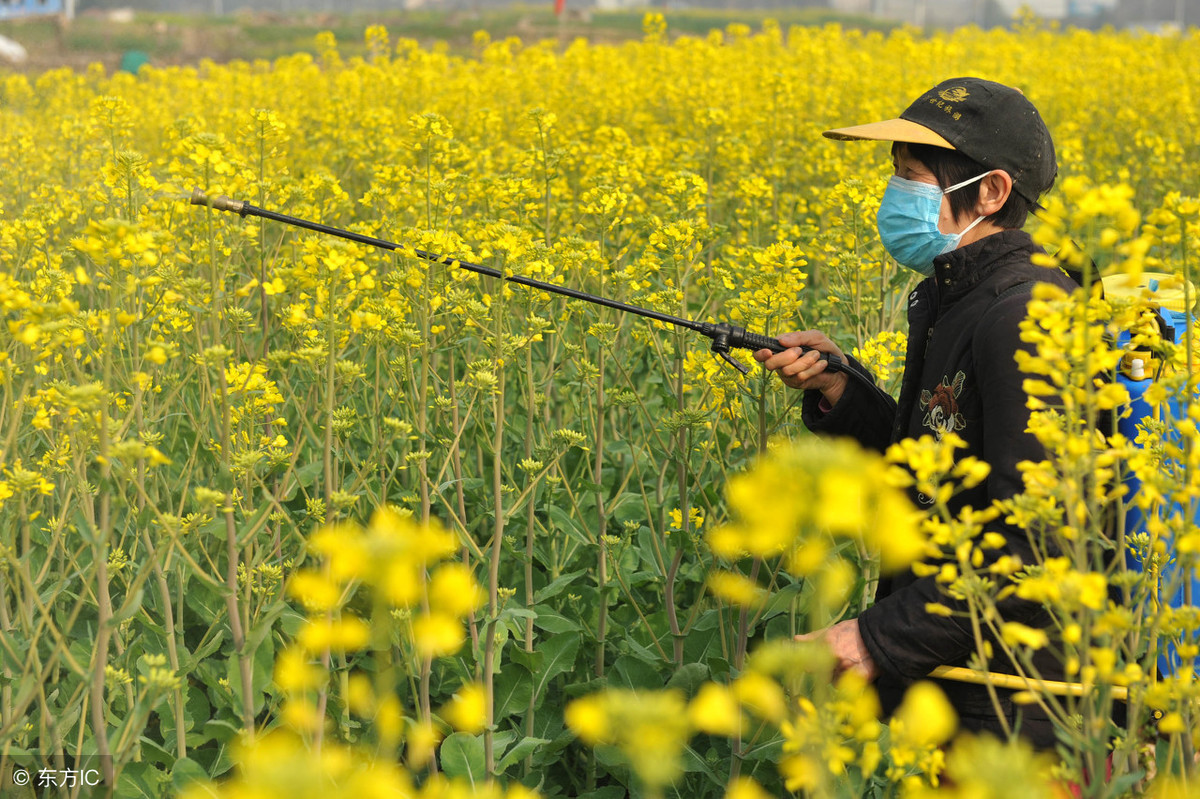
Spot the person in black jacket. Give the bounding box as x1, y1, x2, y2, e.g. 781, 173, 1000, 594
755, 77, 1078, 747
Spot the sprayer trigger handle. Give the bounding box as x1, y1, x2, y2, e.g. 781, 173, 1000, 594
736, 330, 787, 353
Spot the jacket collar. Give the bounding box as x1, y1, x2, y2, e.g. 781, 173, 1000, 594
929, 229, 1040, 304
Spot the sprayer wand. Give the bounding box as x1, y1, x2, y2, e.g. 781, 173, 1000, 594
189, 190, 867, 382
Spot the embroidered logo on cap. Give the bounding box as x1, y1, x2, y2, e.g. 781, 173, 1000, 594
939, 87, 970, 103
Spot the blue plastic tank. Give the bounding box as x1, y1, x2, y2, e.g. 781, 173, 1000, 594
1105, 272, 1199, 677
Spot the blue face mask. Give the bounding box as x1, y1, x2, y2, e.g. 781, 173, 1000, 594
876, 173, 990, 275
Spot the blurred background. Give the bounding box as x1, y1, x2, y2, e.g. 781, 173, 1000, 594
0, 0, 1196, 72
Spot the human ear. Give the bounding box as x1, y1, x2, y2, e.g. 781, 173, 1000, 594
976, 171, 1013, 216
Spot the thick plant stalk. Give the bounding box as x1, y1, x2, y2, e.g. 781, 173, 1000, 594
0, 572, 12, 726
223, 501, 254, 737
448, 361, 480, 655
593, 342, 609, 677
141, 530, 187, 758
218, 369, 255, 739
523, 346, 540, 766
667, 331, 689, 667
89, 300, 119, 786
483, 374, 506, 776
89, 497, 115, 786
483, 288, 508, 775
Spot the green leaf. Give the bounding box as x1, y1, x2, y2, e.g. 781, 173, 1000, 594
497, 607, 538, 630
509, 647, 543, 673
245, 600, 288, 652
178, 629, 226, 674
440, 732, 487, 785
171, 756, 210, 793
531, 633, 580, 702
612, 655, 663, 690
496, 736, 550, 773
758, 581, 804, 620
235, 502, 275, 547
184, 580, 225, 620
226, 634, 275, 716
292, 460, 324, 490
620, 633, 663, 664
666, 662, 710, 696
109, 587, 145, 627
492, 730, 518, 754
200, 516, 225, 540
493, 664, 533, 719
681, 744, 725, 786
547, 505, 593, 548
533, 569, 586, 603
435, 477, 484, 496
576, 786, 627, 799
532, 609, 581, 635
741, 736, 785, 763
592, 742, 631, 774
116, 761, 166, 799
201, 719, 241, 746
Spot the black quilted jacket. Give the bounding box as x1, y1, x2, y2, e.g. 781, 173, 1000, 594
802, 229, 1081, 748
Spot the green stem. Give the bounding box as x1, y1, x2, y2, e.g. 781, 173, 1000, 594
523, 345, 539, 772
484, 288, 508, 778
219, 368, 255, 739
593, 342, 609, 678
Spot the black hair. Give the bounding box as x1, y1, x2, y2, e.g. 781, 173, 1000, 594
895, 142, 1034, 230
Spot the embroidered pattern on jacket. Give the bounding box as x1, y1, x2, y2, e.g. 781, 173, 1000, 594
921, 371, 966, 438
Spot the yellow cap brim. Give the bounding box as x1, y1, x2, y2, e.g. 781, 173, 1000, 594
822, 118, 955, 150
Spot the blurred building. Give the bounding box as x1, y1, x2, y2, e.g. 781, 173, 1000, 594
0, 0, 65, 20
829, 0, 1116, 26
830, 0, 1196, 26
32, 0, 1200, 27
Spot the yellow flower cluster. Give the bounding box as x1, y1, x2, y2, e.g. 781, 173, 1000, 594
183, 730, 539, 799
706, 437, 923, 624
852, 330, 908, 385
278, 508, 484, 747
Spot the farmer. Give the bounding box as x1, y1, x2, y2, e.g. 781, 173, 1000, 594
756, 77, 1074, 748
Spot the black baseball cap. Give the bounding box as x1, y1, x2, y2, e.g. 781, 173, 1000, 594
823, 77, 1057, 205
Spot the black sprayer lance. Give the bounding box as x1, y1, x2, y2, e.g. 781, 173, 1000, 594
189, 189, 879, 392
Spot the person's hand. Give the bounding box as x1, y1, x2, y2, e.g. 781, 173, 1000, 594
753, 330, 849, 406
795, 619, 878, 681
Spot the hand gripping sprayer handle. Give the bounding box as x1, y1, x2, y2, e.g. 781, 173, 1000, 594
697, 321, 845, 376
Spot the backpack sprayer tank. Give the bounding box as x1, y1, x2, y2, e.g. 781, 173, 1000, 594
1105, 271, 1200, 678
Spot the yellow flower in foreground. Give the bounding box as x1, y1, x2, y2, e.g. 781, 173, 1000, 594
725, 776, 773, 799
711, 437, 923, 578
274, 646, 326, 693
732, 670, 787, 724
411, 611, 466, 658
688, 683, 742, 736
1000, 622, 1050, 651
287, 570, 343, 612
407, 721, 442, 769
428, 562, 485, 618
442, 682, 487, 734
564, 694, 610, 745
566, 689, 689, 789
297, 616, 371, 654
706, 570, 766, 607
894, 681, 957, 747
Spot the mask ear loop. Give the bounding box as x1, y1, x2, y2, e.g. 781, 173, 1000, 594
940, 171, 994, 238
941, 170, 992, 196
